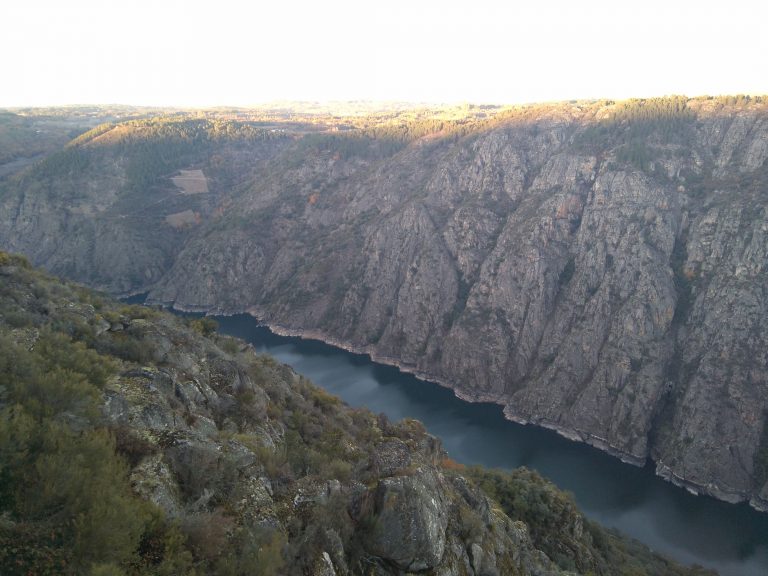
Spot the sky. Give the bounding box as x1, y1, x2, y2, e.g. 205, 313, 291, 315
1, 0, 766, 107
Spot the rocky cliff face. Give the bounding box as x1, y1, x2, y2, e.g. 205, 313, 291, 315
3, 253, 715, 575
1, 97, 767, 510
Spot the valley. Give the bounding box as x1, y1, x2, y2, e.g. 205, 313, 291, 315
1, 97, 767, 513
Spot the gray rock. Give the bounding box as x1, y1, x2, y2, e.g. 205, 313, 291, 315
130, 454, 182, 517
314, 552, 337, 576
365, 468, 448, 571
370, 438, 413, 477
470, 542, 485, 574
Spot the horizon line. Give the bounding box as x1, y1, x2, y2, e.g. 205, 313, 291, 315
3, 92, 767, 112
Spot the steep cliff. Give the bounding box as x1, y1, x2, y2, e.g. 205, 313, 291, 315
1, 97, 767, 510
1, 252, 715, 575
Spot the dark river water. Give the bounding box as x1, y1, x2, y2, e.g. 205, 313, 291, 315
183, 310, 768, 575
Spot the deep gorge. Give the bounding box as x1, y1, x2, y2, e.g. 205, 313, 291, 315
2, 97, 767, 512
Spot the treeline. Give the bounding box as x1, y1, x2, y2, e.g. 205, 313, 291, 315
712, 94, 763, 107
72, 117, 284, 149
118, 118, 284, 193
572, 95, 767, 171
290, 95, 768, 164
291, 113, 508, 161
46, 117, 288, 193
574, 96, 697, 170
578, 96, 695, 144
292, 132, 405, 160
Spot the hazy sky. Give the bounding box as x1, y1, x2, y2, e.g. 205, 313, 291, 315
2, 0, 765, 107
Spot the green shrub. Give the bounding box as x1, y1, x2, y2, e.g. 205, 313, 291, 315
1, 417, 148, 572
0, 321, 149, 573
213, 526, 286, 576
97, 332, 156, 364
219, 337, 241, 355
189, 317, 218, 337
0, 251, 31, 268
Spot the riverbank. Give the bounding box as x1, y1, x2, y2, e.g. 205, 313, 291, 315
154, 298, 768, 515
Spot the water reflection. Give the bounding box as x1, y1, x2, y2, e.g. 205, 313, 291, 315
213, 314, 768, 576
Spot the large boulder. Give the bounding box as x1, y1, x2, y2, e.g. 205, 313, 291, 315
365, 468, 448, 571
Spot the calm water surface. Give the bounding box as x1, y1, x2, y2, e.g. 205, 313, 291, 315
206, 314, 768, 575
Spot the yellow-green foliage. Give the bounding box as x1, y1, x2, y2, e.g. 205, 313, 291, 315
0, 250, 30, 268
118, 303, 160, 320
188, 316, 218, 337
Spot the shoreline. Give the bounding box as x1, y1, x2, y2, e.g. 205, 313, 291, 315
156, 298, 768, 514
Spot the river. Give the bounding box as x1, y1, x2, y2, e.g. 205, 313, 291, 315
184, 310, 768, 576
